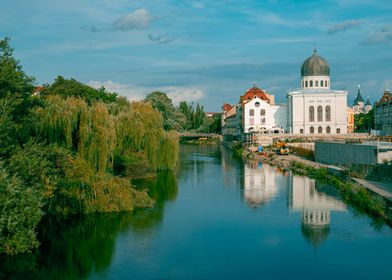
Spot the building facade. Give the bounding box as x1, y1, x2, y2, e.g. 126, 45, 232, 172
374, 90, 392, 136
287, 49, 348, 134
347, 106, 354, 133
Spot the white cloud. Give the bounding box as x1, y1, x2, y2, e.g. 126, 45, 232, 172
362, 25, 392, 44
87, 81, 204, 104
87, 80, 145, 101
163, 87, 204, 105
327, 20, 363, 34
112, 9, 152, 31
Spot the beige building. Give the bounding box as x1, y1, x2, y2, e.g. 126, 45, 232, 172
347, 106, 354, 133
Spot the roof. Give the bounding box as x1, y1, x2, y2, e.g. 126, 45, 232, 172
32, 86, 44, 94
301, 49, 330, 77
353, 86, 364, 105
222, 103, 233, 112
375, 90, 392, 106
365, 97, 371, 106
240, 85, 271, 104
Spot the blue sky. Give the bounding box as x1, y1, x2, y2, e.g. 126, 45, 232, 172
1, 0, 392, 110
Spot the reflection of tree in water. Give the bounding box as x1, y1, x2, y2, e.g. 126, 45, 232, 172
1, 171, 179, 280
177, 144, 221, 176
131, 170, 178, 231
1, 213, 132, 279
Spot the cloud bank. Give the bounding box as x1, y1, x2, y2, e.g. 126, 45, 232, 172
362, 25, 392, 44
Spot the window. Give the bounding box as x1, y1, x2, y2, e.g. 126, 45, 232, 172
305, 81, 308, 87
249, 109, 254, 116
325, 105, 331, 121
255, 102, 260, 107
302, 81, 304, 88
260, 109, 265, 116
261, 118, 266, 124
326, 126, 331, 133
310, 126, 314, 134
321, 80, 324, 87
325, 80, 328, 87
309, 106, 315, 122
249, 118, 254, 125
315, 80, 319, 87
300, 129, 304, 134
336, 128, 340, 134
317, 106, 323, 122
318, 126, 322, 133
310, 80, 313, 87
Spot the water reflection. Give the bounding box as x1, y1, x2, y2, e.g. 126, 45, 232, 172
289, 174, 346, 246
242, 162, 280, 208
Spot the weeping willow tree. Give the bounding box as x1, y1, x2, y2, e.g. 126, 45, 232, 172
30, 95, 178, 216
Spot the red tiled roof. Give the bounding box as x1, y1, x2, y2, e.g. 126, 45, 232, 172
240, 86, 271, 104
223, 103, 233, 112
33, 86, 44, 94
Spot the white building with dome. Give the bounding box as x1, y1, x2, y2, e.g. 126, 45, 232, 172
287, 49, 348, 134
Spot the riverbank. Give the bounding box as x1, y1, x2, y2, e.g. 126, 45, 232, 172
238, 144, 392, 226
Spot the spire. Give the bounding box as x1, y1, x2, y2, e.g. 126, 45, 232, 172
365, 96, 371, 106
355, 85, 364, 102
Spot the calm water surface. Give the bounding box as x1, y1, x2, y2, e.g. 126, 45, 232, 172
3, 144, 392, 279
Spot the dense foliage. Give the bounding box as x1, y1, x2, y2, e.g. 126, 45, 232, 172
354, 109, 374, 132
0, 38, 179, 255
145, 92, 221, 133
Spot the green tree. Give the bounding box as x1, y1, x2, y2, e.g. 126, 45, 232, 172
42, 76, 117, 104
145, 92, 186, 131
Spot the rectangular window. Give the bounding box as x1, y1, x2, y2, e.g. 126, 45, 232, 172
336, 128, 340, 134
261, 118, 265, 124
249, 118, 254, 125
249, 109, 254, 116
300, 129, 304, 134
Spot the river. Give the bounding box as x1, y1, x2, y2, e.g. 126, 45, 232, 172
2, 144, 392, 279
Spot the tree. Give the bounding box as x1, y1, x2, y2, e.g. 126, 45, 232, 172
0, 38, 34, 98
41, 76, 117, 103
145, 92, 185, 131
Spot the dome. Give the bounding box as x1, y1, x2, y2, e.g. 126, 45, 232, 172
301, 49, 330, 77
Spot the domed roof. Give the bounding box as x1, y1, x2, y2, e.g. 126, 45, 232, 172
301, 49, 330, 77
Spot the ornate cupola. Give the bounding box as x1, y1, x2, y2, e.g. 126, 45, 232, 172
300, 48, 331, 90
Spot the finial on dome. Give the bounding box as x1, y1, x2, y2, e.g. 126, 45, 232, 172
358, 84, 361, 89
313, 44, 317, 54
253, 81, 256, 88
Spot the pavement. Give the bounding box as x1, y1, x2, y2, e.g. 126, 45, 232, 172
351, 177, 392, 202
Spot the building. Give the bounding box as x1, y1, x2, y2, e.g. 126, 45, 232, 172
347, 106, 354, 133
241, 85, 287, 134
353, 85, 372, 115
221, 103, 241, 139
374, 90, 392, 136
32, 86, 44, 96
287, 49, 348, 134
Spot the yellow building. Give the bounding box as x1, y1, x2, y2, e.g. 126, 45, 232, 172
347, 106, 354, 133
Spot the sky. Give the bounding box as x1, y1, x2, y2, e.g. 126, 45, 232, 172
1, 0, 392, 111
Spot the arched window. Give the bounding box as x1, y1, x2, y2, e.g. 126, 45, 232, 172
310, 126, 314, 134
309, 106, 314, 122
320, 80, 324, 87
315, 80, 319, 87
325, 80, 328, 87
305, 81, 308, 87
249, 109, 254, 116
318, 126, 322, 133
317, 106, 323, 122
302, 81, 304, 88
326, 126, 331, 133
260, 109, 265, 116
310, 80, 313, 87
325, 105, 331, 121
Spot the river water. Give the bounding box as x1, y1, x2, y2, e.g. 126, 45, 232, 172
3, 144, 392, 279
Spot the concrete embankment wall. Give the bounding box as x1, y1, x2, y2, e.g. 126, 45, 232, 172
315, 142, 378, 166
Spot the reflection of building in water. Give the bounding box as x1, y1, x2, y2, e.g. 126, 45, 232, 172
243, 162, 279, 208
289, 174, 346, 246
